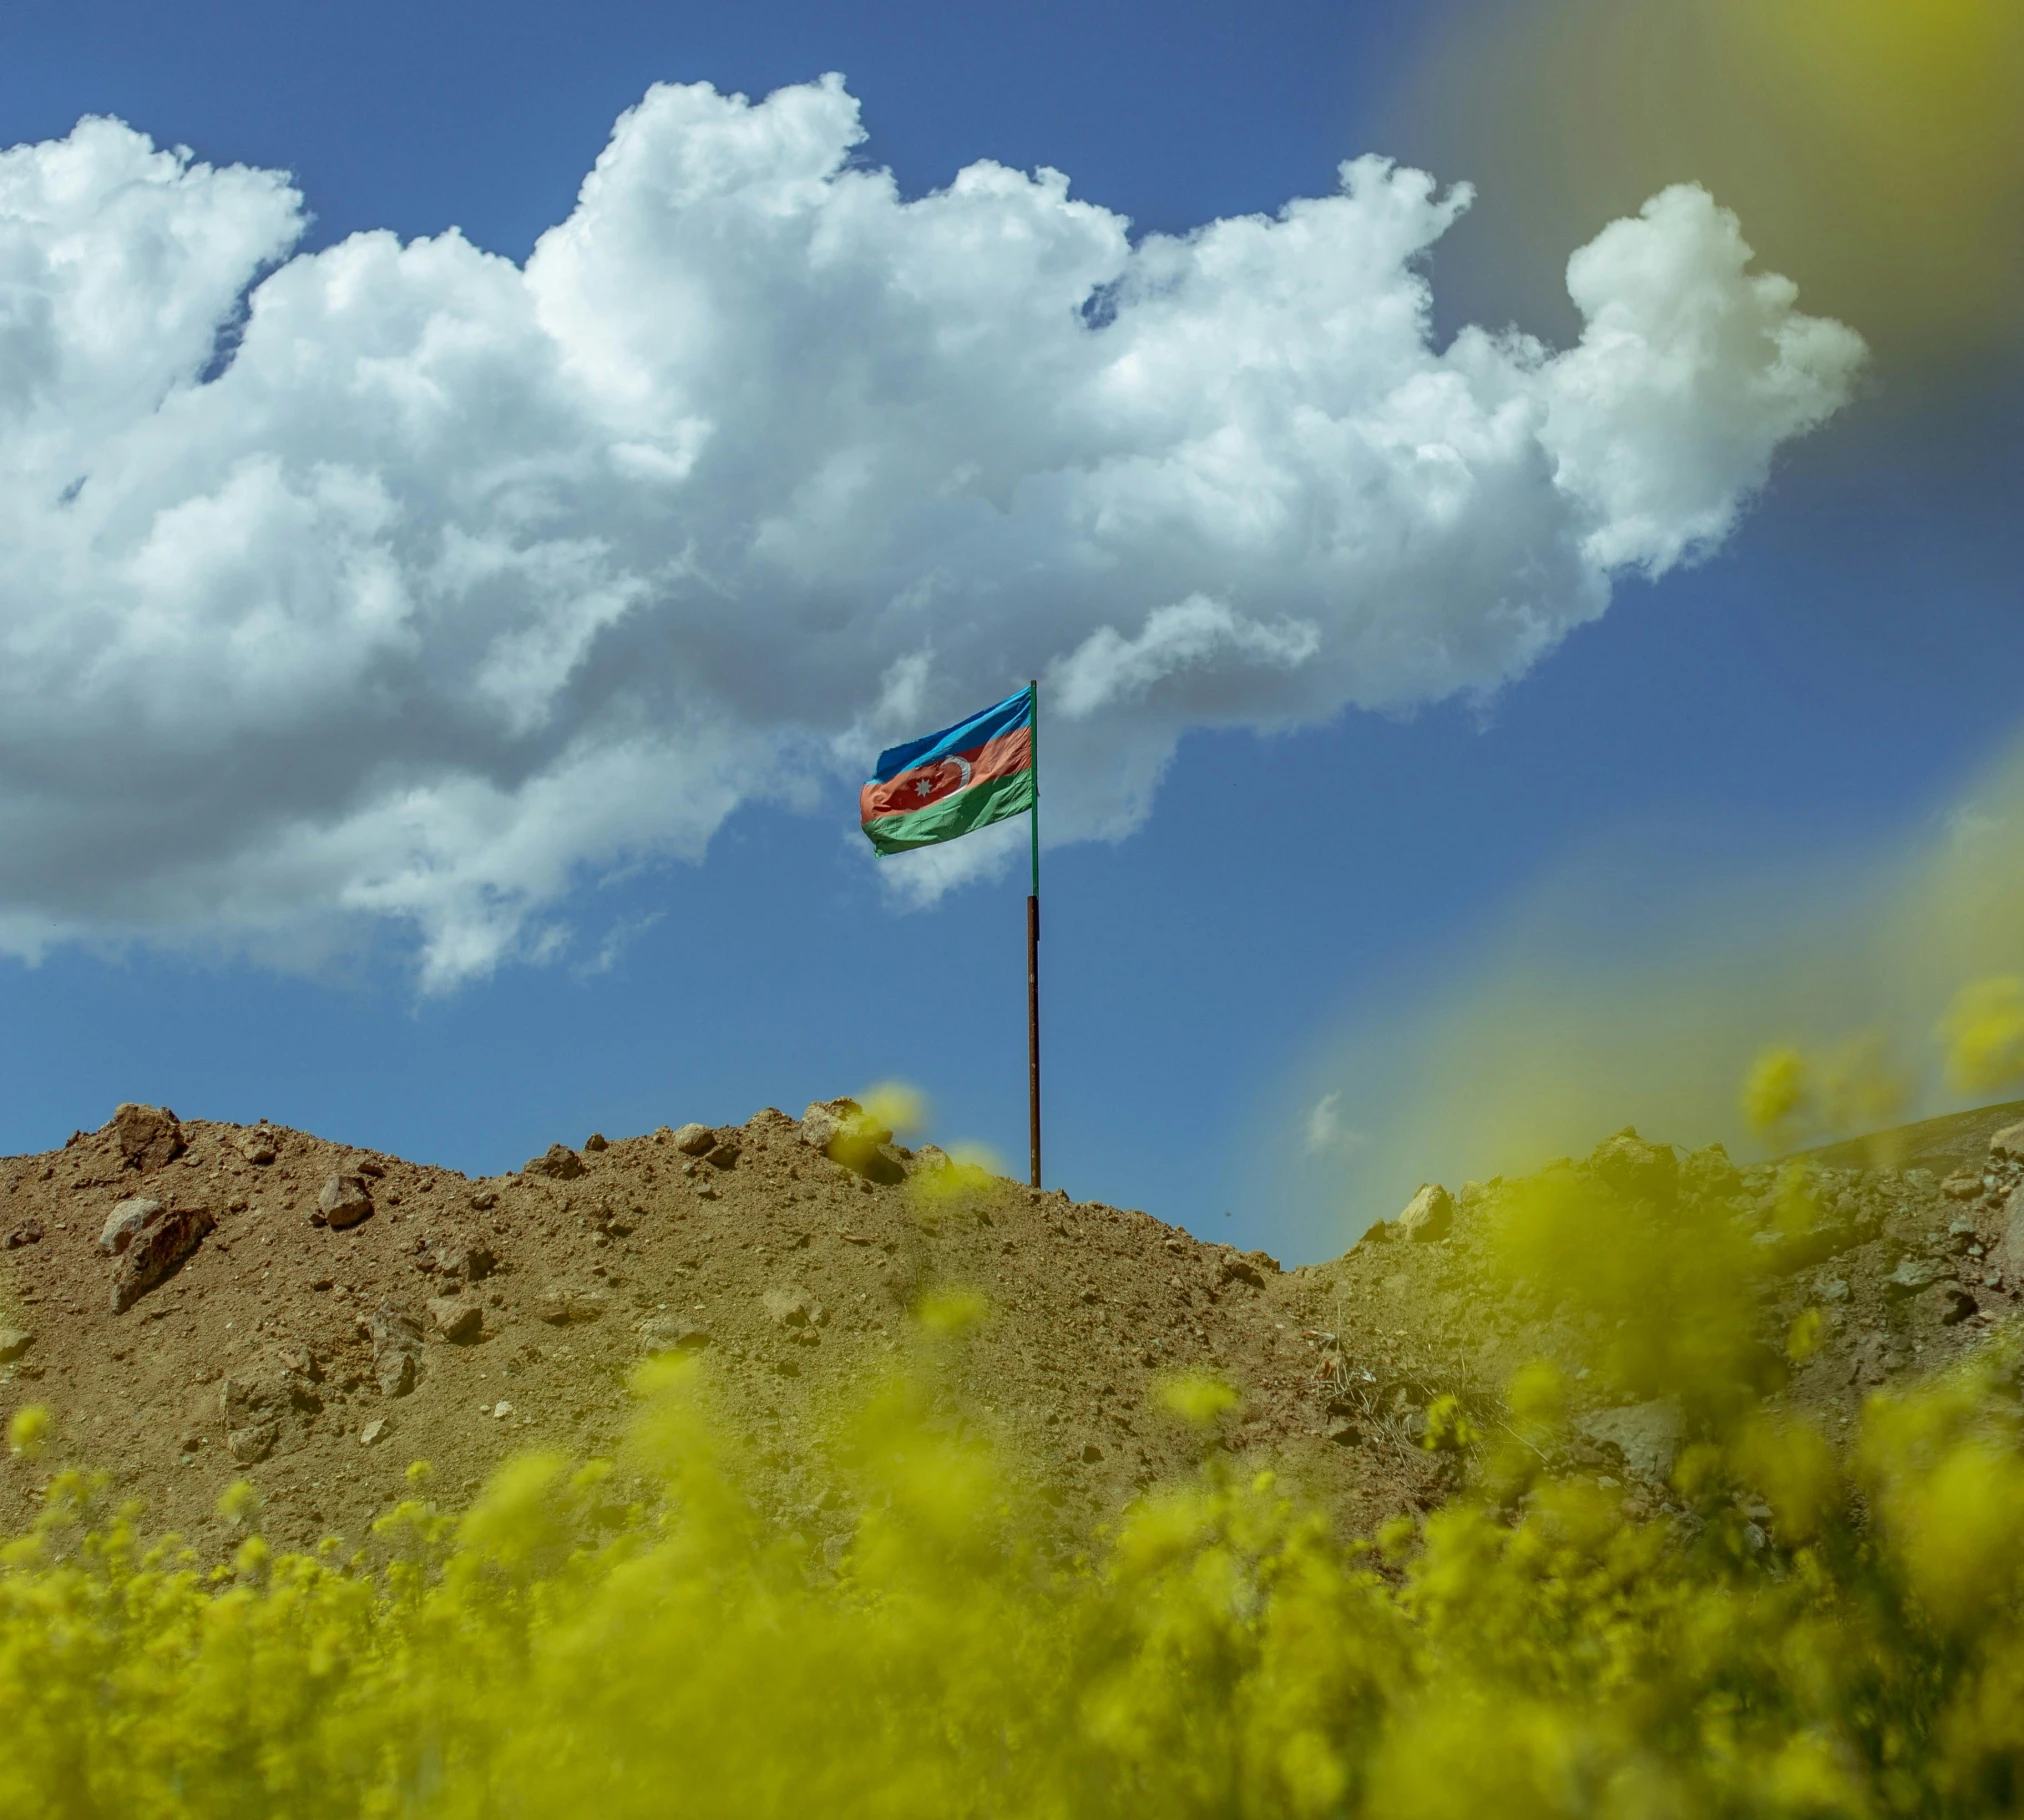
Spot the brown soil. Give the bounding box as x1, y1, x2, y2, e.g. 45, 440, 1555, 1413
7, 1100, 2017, 1561
0, 1104, 1438, 1560
1293, 1117, 2024, 1507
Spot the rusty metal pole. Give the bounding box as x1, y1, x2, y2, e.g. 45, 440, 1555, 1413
1027, 680, 1041, 1190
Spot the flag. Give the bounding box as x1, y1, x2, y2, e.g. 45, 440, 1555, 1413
859, 685, 1035, 855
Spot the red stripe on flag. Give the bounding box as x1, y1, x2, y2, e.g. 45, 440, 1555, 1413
860, 726, 1032, 823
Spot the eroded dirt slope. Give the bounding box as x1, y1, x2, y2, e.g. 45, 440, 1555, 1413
0, 1102, 1435, 1559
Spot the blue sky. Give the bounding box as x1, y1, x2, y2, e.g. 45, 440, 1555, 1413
2, 0, 2018, 1262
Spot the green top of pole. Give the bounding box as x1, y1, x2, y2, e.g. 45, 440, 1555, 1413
1028, 679, 1039, 898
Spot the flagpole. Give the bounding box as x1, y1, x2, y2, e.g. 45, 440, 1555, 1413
1027, 679, 1042, 1190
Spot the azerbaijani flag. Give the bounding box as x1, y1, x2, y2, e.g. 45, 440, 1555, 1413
860, 685, 1036, 856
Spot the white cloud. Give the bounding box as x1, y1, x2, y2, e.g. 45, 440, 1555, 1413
1304, 1091, 1366, 1157
0, 81, 1865, 984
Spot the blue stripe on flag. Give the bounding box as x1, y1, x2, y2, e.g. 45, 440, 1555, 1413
870, 685, 1033, 784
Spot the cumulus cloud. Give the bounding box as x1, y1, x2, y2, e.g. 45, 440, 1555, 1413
1303, 1091, 1366, 1158
0, 78, 1864, 985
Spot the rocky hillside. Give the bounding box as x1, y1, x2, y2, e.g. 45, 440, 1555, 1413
1294, 1116, 2024, 1506
5, 1097, 2020, 1559
0, 1101, 1439, 1559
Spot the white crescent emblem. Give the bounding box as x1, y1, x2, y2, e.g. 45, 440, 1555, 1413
949, 755, 973, 790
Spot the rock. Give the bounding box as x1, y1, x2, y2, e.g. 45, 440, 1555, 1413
1578, 1400, 1683, 1481
1395, 1183, 1454, 1243
763, 1285, 827, 1329
672, 1123, 716, 1156
235, 1127, 277, 1165
1587, 1130, 1679, 1205
368, 1302, 425, 1397
2, 1220, 41, 1250
637, 1315, 712, 1355
428, 1295, 482, 1342
228, 1425, 277, 1465
360, 1417, 388, 1447
525, 1143, 585, 1181
1942, 1172, 1983, 1201
110, 1102, 185, 1172
584, 1132, 609, 1151
109, 1206, 215, 1313
801, 1098, 892, 1169
1886, 1258, 1938, 1295
1941, 1288, 1979, 1326
470, 1187, 500, 1212
1989, 1121, 2024, 1163
0, 1327, 33, 1363
426, 1228, 495, 1283
220, 1345, 321, 1462
1218, 1256, 1266, 1289
703, 1139, 742, 1170
1679, 1143, 1743, 1202
317, 1174, 374, 1230
540, 1285, 608, 1325
1080, 1443, 1104, 1464
1990, 1185, 2024, 1282
99, 1197, 163, 1256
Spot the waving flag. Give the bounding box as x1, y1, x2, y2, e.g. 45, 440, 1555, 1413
860, 685, 1036, 856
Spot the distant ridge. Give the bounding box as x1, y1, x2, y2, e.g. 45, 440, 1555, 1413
1794, 1098, 2024, 1175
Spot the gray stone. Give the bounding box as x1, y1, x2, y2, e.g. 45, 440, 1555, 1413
0, 1327, 33, 1363
110, 1102, 184, 1172
1680, 1143, 1742, 1201
427, 1228, 495, 1283
703, 1138, 741, 1170
672, 1123, 716, 1156
1587, 1130, 1679, 1205
428, 1295, 482, 1342
637, 1315, 712, 1355
800, 1098, 890, 1161
109, 1205, 215, 1313
1886, 1258, 1938, 1295
1989, 1121, 2024, 1162
583, 1132, 609, 1151
524, 1143, 585, 1181
360, 1417, 389, 1447
1990, 1185, 2024, 1282
368, 1301, 424, 1397
219, 1345, 321, 1461
228, 1424, 277, 1465
317, 1174, 373, 1230
540, 1285, 608, 1325
1578, 1400, 1683, 1481
763, 1285, 826, 1329
1395, 1183, 1454, 1243
99, 1196, 163, 1256
236, 1128, 277, 1165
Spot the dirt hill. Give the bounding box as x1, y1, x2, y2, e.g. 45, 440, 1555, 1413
0, 1101, 1440, 1560
5, 1098, 2021, 1560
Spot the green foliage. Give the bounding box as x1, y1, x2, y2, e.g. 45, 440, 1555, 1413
10, 1153, 2024, 1817
4, 1346, 2024, 1818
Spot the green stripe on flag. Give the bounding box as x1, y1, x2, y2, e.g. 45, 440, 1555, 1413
864, 768, 1034, 855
